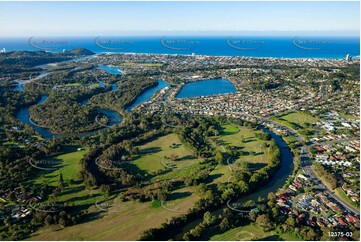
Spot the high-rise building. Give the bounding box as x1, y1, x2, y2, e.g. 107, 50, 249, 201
345, 54, 352, 61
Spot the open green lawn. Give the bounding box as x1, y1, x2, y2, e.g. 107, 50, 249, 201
283, 135, 298, 144
130, 134, 202, 174
221, 124, 240, 135
335, 187, 360, 209
270, 111, 319, 138
210, 224, 301, 241
280, 111, 319, 127
209, 125, 272, 184
29, 186, 199, 241
342, 114, 360, 121
216, 125, 271, 163
34, 146, 88, 186
31, 146, 108, 207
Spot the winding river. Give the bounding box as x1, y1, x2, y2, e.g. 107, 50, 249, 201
14, 65, 168, 139
15, 66, 123, 139
173, 126, 294, 240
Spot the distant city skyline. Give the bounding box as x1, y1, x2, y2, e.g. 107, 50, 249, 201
0, 1, 359, 36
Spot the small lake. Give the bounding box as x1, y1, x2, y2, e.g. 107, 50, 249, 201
99, 65, 122, 75
126, 80, 169, 112
176, 78, 236, 98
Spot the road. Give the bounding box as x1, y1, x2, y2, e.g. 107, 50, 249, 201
265, 118, 360, 215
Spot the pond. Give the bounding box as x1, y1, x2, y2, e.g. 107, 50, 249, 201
176, 78, 236, 98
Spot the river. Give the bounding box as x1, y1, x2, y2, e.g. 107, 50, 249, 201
173, 126, 294, 240
15, 66, 122, 138
126, 80, 169, 112
14, 65, 166, 138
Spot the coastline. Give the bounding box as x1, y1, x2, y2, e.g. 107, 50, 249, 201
95, 51, 355, 61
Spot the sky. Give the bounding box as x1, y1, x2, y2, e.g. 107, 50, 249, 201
0, 1, 359, 36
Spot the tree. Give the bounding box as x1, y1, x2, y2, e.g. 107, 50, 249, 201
306, 228, 317, 240
44, 215, 53, 226
190, 225, 203, 238
58, 173, 64, 190
58, 218, 67, 228
249, 211, 257, 222
196, 183, 207, 195
219, 217, 230, 232
256, 214, 271, 230
286, 217, 296, 228
215, 150, 224, 165
238, 180, 249, 193
271, 207, 279, 220
100, 184, 111, 197
267, 192, 276, 201
203, 211, 216, 226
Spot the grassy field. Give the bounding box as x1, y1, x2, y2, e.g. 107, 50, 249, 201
33, 146, 88, 186
210, 224, 301, 241
27, 136, 203, 240
335, 187, 360, 209
282, 135, 298, 144
342, 114, 360, 120
130, 134, 202, 174
270, 111, 319, 138
280, 111, 319, 127
31, 146, 108, 208
29, 186, 199, 241
209, 124, 272, 184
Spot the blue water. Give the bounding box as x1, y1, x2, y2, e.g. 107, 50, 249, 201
16, 95, 57, 139
99, 65, 122, 75
176, 78, 236, 98
0, 36, 359, 59
237, 127, 294, 202
126, 80, 169, 111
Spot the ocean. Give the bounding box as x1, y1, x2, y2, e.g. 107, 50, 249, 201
0, 36, 359, 59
